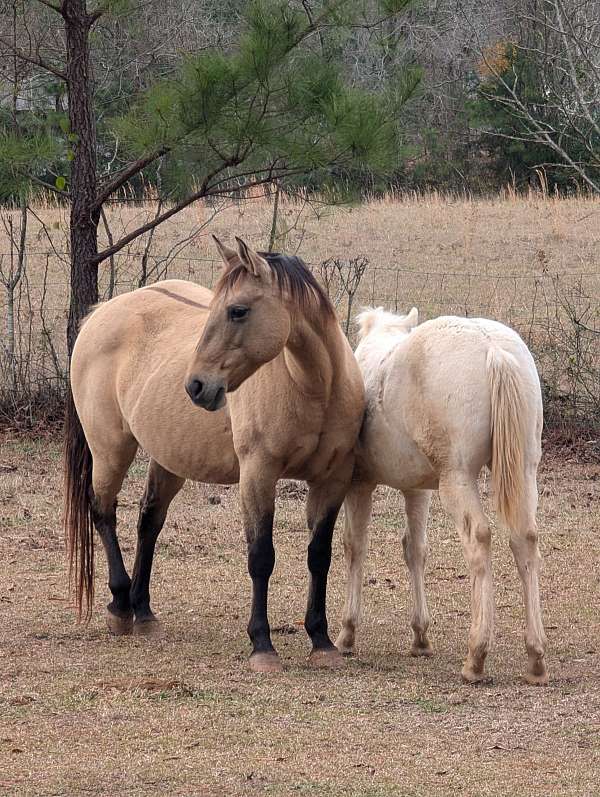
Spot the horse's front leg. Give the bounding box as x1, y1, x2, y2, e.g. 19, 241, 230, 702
239, 458, 282, 673
305, 464, 354, 668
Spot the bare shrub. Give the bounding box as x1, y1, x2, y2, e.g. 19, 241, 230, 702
318, 256, 369, 337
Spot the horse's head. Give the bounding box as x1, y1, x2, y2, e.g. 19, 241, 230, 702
184, 236, 292, 411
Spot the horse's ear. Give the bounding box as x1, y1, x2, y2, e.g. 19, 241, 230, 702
406, 307, 419, 329
212, 235, 238, 272
235, 237, 271, 282
356, 307, 383, 339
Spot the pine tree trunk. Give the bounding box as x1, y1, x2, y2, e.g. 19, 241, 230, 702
63, 0, 99, 356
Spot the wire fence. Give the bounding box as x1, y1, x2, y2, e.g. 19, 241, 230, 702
1, 248, 599, 431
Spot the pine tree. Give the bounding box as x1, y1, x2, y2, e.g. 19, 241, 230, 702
0, 0, 420, 355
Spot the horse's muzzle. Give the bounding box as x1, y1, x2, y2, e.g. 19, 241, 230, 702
185, 378, 227, 411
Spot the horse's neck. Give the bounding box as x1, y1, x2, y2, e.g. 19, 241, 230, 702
283, 312, 338, 399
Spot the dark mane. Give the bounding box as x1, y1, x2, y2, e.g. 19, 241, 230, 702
214, 252, 335, 318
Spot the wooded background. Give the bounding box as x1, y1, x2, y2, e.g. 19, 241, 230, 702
0, 0, 599, 434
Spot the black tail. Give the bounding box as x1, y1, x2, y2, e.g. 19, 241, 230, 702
64, 389, 95, 619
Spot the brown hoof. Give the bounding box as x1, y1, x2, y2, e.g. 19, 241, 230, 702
410, 640, 434, 657
106, 610, 133, 636
308, 647, 345, 669
524, 669, 549, 686
249, 652, 283, 673
133, 617, 162, 637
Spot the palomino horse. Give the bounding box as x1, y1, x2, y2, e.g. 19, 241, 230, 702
336, 307, 548, 685
65, 237, 365, 672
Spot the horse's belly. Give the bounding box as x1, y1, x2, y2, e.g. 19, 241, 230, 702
152, 433, 239, 484
127, 389, 239, 484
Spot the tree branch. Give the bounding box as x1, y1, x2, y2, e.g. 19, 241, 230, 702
20, 170, 70, 199
0, 36, 67, 81
94, 146, 170, 208
88, 8, 103, 26
93, 158, 242, 264
33, 0, 63, 13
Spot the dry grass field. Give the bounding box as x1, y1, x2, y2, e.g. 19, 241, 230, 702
0, 437, 599, 796
1, 195, 599, 795
2, 192, 599, 429
3, 191, 600, 308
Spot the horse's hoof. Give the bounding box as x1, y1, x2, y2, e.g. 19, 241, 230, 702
133, 617, 162, 637
106, 610, 133, 636
461, 666, 493, 685
524, 669, 549, 687
308, 647, 345, 669
334, 633, 355, 656
410, 640, 434, 657
249, 652, 283, 673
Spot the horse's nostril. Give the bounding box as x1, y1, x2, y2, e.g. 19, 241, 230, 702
186, 378, 204, 401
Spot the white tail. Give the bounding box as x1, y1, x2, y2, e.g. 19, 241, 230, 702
486, 347, 526, 530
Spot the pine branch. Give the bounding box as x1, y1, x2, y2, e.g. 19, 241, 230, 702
92, 156, 314, 266
94, 146, 170, 209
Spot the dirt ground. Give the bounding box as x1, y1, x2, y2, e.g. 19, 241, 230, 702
0, 435, 599, 796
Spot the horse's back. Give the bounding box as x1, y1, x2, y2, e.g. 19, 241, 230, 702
357, 314, 541, 488
75, 279, 212, 356
73, 279, 213, 405
408, 315, 541, 415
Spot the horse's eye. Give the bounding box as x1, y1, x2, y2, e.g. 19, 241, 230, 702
228, 305, 249, 322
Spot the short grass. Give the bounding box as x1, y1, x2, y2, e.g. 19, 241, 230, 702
1, 436, 599, 796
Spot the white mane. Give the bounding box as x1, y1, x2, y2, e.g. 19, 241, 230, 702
356, 306, 419, 340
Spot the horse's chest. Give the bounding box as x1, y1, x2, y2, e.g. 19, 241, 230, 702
281, 427, 339, 480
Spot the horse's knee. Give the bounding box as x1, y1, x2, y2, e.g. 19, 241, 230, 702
137, 495, 163, 537
248, 533, 275, 580
473, 518, 491, 546
462, 518, 491, 576
509, 525, 541, 565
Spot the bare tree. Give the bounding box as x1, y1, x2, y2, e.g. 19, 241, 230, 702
0, 200, 27, 389
473, 0, 600, 193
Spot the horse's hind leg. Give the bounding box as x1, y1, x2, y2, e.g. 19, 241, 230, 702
508, 466, 548, 685
403, 489, 433, 657
91, 438, 138, 635
335, 480, 375, 655
130, 459, 184, 635
439, 472, 494, 683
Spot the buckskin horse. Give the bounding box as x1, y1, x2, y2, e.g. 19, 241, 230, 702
64, 237, 365, 672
